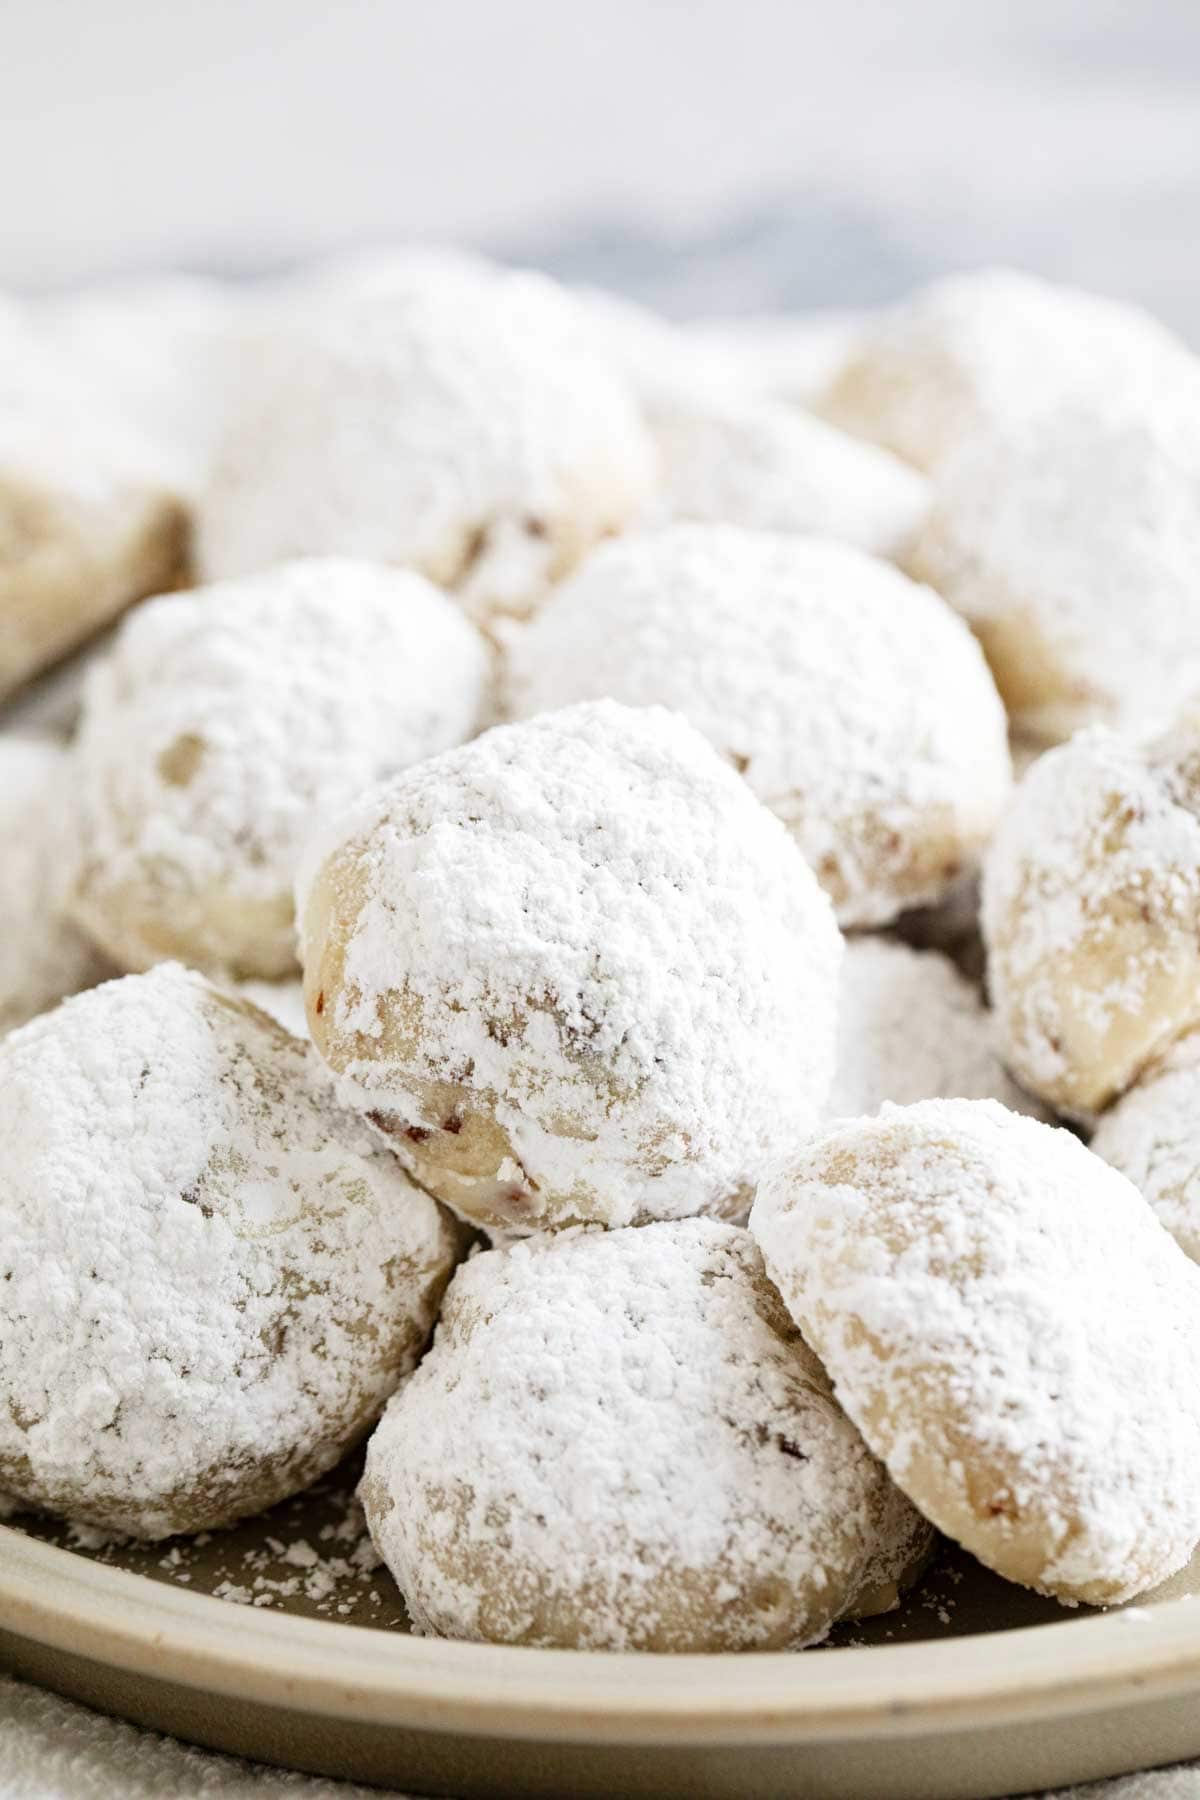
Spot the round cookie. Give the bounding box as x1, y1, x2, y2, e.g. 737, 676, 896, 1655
751, 1099, 1200, 1606
648, 392, 929, 561
545, 281, 740, 416
274, 244, 510, 311
506, 525, 1011, 928
39, 276, 246, 498
547, 296, 928, 558
0, 394, 187, 704
298, 698, 841, 1233
361, 1219, 931, 1651
828, 938, 1043, 1122
0, 963, 463, 1539
1092, 1034, 1200, 1265
817, 267, 1190, 473
198, 263, 656, 621
0, 736, 111, 1036
0, 632, 103, 738
906, 393, 1200, 743
982, 715, 1200, 1117
69, 557, 490, 980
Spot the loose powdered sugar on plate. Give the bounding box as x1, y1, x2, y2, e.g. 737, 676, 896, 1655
549, 282, 745, 416
506, 525, 1011, 928
360, 1220, 930, 1652
827, 938, 1043, 1122
3, 1456, 399, 1626
0, 736, 112, 1036
751, 1098, 1200, 1606
0, 963, 461, 1539
297, 698, 841, 1232
69, 557, 491, 980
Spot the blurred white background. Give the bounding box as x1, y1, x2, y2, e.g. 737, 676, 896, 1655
1, 0, 1198, 328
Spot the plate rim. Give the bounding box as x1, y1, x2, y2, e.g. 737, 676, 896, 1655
5, 1522, 1200, 1747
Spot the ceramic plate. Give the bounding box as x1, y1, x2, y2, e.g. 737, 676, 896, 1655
4, 1454, 1200, 1798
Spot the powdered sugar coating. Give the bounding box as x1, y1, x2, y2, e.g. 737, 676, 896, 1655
38, 276, 247, 498
198, 267, 656, 621
751, 1099, 1200, 1605
298, 699, 841, 1232
818, 267, 1192, 473
684, 312, 866, 410
361, 1220, 930, 1651
828, 938, 1042, 1122
982, 719, 1200, 1117
908, 392, 1200, 743
648, 393, 929, 560
0, 737, 111, 1036
0, 964, 462, 1539
507, 526, 1011, 928
273, 244, 504, 306
1092, 1035, 1200, 1265
892, 874, 986, 984
69, 558, 490, 979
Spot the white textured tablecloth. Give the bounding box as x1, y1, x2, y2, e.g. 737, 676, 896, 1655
0, 1672, 1197, 1800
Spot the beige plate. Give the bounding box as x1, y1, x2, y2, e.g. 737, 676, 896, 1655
3, 1454, 1200, 1799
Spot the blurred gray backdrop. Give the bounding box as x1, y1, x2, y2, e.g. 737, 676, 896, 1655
1, 0, 1197, 331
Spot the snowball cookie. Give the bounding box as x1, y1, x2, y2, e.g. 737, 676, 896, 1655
0, 964, 463, 1538
1091, 1034, 1200, 1265
361, 1220, 930, 1650
68, 558, 490, 981
0, 398, 187, 703
0, 737, 111, 1036
828, 938, 1042, 1122
39, 276, 246, 497
907, 393, 1200, 744
546, 282, 743, 415
752, 1099, 1200, 1605
817, 267, 1191, 473
287, 255, 728, 422
298, 699, 841, 1233
982, 715, 1200, 1118
648, 392, 929, 561
506, 526, 1011, 928
684, 312, 867, 411
198, 265, 656, 621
